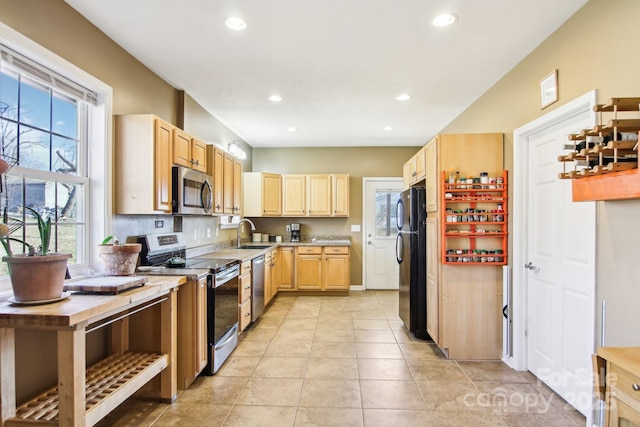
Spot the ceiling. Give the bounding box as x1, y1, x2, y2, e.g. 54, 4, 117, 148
65, 0, 588, 148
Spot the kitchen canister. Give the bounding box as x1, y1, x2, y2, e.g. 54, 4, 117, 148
252, 233, 262, 242
261, 234, 270, 242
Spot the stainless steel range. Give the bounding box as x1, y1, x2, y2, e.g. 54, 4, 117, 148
137, 233, 240, 374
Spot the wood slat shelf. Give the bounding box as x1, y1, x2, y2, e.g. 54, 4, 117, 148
7, 352, 168, 427
593, 97, 640, 112
572, 167, 640, 201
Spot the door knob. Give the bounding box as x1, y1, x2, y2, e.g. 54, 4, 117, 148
368, 241, 372, 245
524, 262, 540, 273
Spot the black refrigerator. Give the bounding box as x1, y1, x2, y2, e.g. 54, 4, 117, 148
396, 187, 429, 340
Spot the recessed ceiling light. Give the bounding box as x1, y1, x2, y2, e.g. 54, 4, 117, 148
268, 95, 282, 102
287, 127, 297, 132
383, 126, 393, 131
432, 13, 457, 27
396, 94, 411, 101
225, 16, 247, 31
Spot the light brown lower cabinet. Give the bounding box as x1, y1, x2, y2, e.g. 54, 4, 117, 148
295, 246, 350, 291
238, 260, 252, 334
595, 347, 640, 427
264, 251, 274, 304
177, 276, 208, 390
279, 247, 295, 290
270, 249, 280, 300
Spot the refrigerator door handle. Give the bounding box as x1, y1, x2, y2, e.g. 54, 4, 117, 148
395, 233, 403, 264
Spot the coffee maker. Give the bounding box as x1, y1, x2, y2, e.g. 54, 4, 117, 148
290, 223, 301, 242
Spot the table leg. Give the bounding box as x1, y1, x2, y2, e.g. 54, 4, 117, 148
58, 328, 86, 427
0, 328, 16, 425
160, 288, 177, 402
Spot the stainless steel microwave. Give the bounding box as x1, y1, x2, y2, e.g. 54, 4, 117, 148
172, 166, 213, 215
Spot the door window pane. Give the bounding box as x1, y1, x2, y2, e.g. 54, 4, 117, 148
375, 190, 400, 237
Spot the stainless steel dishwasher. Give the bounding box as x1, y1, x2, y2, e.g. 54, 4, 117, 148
251, 255, 265, 322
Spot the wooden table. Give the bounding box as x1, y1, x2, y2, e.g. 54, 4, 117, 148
0, 275, 186, 427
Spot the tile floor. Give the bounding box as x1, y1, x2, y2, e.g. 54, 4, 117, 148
98, 291, 586, 426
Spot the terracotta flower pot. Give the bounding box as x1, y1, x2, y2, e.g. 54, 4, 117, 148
99, 243, 142, 276
2, 253, 72, 302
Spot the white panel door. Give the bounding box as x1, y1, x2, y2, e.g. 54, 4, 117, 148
364, 179, 402, 289
525, 110, 595, 417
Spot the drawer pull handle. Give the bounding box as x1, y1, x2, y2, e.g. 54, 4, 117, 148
633, 384, 640, 392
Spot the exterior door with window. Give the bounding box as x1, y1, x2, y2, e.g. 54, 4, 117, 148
364, 178, 402, 289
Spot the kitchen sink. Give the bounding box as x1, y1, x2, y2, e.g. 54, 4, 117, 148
238, 245, 272, 249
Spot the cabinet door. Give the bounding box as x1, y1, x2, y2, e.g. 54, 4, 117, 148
279, 247, 295, 290
282, 175, 306, 216
240, 271, 252, 303
425, 138, 438, 212
264, 252, 273, 305
191, 138, 207, 172
173, 128, 192, 168
323, 248, 350, 290
208, 146, 225, 214
296, 249, 323, 290
402, 160, 412, 190
262, 173, 282, 215
233, 158, 242, 214
332, 174, 349, 217
414, 147, 426, 182
154, 119, 173, 212
307, 175, 332, 216
223, 154, 234, 214
271, 250, 280, 298
426, 217, 439, 343
196, 277, 208, 373
610, 398, 640, 427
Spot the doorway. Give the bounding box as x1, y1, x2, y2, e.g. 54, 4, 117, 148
513, 91, 596, 419
362, 178, 403, 290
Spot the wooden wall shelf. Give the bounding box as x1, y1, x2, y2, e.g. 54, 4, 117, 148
572, 167, 640, 201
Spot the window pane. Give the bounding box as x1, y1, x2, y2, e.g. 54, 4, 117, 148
0, 69, 19, 120
4, 174, 23, 215
52, 135, 77, 175
375, 190, 400, 237
57, 181, 80, 220
0, 119, 18, 160
56, 224, 80, 264
52, 92, 77, 139
18, 126, 50, 170
19, 77, 50, 131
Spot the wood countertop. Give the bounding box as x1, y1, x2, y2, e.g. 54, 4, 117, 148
0, 275, 186, 329
597, 347, 640, 377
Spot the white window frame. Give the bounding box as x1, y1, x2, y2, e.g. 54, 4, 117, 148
0, 22, 112, 295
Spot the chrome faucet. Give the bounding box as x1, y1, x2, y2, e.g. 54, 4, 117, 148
237, 218, 256, 248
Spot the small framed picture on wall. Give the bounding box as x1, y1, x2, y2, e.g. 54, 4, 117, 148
539, 70, 558, 109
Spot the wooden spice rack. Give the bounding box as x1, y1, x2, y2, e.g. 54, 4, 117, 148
440, 171, 508, 265
558, 97, 639, 181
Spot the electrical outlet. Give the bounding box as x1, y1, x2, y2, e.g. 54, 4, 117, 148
154, 220, 164, 229
286, 224, 291, 232
193, 229, 197, 240
207, 228, 211, 238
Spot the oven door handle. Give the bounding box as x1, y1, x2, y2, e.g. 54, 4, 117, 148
214, 265, 240, 287
214, 327, 238, 350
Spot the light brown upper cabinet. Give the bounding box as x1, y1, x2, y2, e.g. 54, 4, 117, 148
332, 174, 349, 217
223, 153, 242, 215
206, 146, 242, 215
207, 145, 225, 214
243, 172, 282, 216
403, 146, 426, 189
306, 174, 332, 216
172, 129, 207, 173
114, 114, 174, 214
282, 174, 306, 216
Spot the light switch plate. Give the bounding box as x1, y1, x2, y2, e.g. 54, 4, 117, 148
351, 224, 361, 232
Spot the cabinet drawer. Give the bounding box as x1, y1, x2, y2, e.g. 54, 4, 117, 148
324, 246, 349, 254
241, 261, 251, 276
239, 299, 252, 333
611, 364, 640, 405
298, 246, 322, 254
240, 273, 252, 303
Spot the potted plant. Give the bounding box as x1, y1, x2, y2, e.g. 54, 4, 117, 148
98, 236, 141, 276
0, 207, 71, 303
